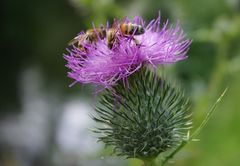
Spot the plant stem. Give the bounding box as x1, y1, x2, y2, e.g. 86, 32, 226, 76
143, 159, 159, 166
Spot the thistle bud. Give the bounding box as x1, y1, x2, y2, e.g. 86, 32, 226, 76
93, 68, 192, 161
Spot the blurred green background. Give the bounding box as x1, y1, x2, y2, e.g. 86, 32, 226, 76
1, 0, 240, 166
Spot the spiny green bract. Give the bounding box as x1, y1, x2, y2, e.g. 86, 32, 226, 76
93, 68, 192, 159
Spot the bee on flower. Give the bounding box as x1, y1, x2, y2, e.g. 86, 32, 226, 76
64, 14, 191, 88
68, 19, 145, 51
68, 26, 106, 52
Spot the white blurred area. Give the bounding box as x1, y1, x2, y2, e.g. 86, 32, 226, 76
0, 67, 51, 162
57, 99, 102, 156
0, 67, 106, 165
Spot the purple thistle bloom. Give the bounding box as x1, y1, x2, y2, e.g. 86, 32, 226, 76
135, 17, 191, 66
64, 38, 142, 87
64, 14, 191, 87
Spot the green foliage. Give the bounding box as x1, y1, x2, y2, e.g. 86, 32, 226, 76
93, 68, 192, 160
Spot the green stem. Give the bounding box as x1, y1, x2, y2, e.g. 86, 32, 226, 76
161, 141, 187, 165
143, 158, 159, 166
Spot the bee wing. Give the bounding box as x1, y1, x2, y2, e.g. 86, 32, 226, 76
68, 38, 79, 45
68, 35, 85, 46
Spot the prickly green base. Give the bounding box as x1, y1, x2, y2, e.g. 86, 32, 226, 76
93, 67, 192, 160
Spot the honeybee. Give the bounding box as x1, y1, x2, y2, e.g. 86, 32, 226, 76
106, 28, 118, 49
68, 26, 106, 52
120, 22, 145, 36
69, 20, 145, 51
107, 21, 145, 48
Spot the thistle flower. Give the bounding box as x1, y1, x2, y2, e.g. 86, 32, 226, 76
63, 13, 229, 166
64, 15, 191, 88
64, 13, 193, 166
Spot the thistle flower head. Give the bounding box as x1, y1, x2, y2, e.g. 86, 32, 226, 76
65, 37, 142, 87
64, 14, 191, 88
64, 13, 193, 163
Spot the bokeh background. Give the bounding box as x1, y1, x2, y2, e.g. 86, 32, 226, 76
1, 0, 240, 165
